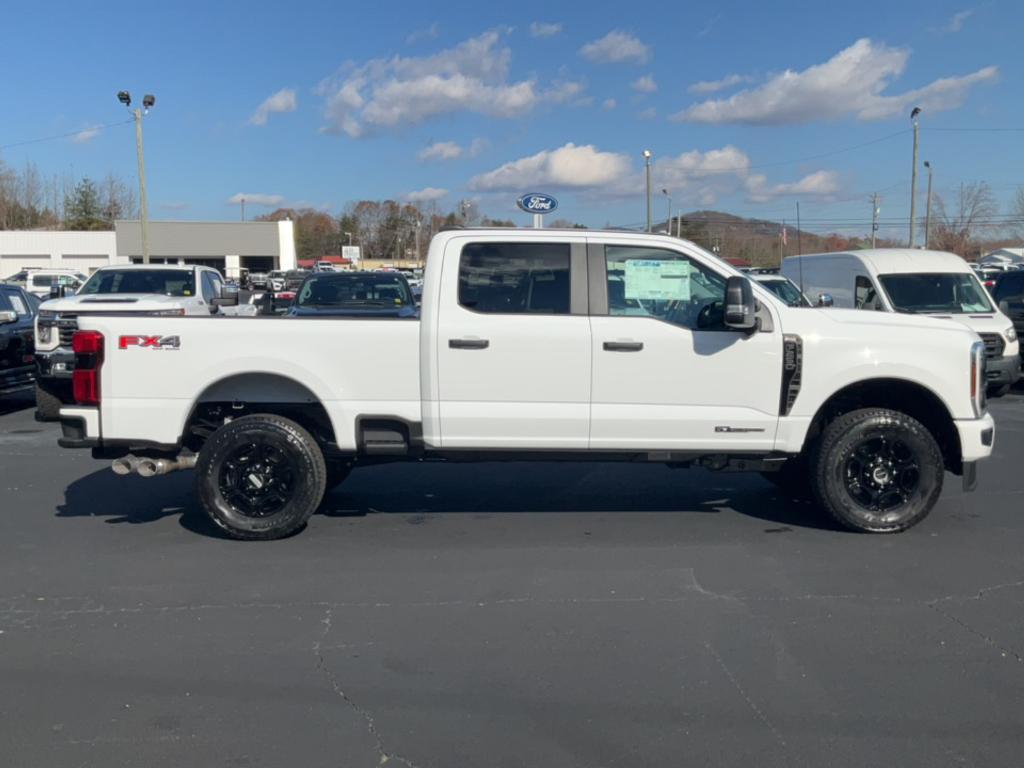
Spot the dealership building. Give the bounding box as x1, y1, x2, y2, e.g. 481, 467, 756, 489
0, 220, 296, 279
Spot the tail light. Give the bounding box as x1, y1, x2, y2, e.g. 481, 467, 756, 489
72, 330, 104, 406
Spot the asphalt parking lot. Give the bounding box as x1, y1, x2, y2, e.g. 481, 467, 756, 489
1, 391, 1023, 767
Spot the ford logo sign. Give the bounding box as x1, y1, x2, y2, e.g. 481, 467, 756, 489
516, 193, 558, 214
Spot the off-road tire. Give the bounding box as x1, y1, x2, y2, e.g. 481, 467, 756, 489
810, 408, 943, 533
196, 414, 326, 540
35, 381, 66, 422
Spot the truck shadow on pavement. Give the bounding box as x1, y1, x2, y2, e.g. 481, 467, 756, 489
56, 461, 839, 537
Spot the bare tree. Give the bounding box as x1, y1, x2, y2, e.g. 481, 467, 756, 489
929, 182, 998, 256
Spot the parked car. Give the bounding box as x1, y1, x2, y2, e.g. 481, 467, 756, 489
782, 249, 1020, 396
6, 269, 88, 299
753, 275, 811, 307
992, 270, 1024, 368
33, 264, 237, 420
56, 230, 994, 540
0, 283, 40, 397
972, 266, 1005, 292
249, 271, 269, 289
267, 270, 287, 292
287, 271, 419, 317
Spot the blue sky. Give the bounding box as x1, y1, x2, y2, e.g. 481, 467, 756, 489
1, 0, 1021, 239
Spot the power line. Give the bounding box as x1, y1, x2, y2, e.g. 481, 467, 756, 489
0, 119, 134, 151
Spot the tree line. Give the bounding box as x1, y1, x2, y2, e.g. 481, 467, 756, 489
0, 157, 136, 231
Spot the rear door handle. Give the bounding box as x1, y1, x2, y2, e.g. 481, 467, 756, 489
603, 341, 644, 352
449, 338, 490, 350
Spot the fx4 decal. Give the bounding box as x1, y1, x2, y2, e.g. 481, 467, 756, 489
118, 335, 181, 350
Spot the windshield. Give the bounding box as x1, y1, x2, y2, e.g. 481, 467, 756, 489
269, 271, 285, 278
79, 269, 196, 297
758, 278, 808, 307
878, 272, 994, 314
297, 274, 413, 308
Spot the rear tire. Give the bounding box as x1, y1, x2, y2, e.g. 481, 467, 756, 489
196, 414, 326, 540
810, 408, 943, 533
35, 380, 66, 421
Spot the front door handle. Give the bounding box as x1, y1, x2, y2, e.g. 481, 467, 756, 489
603, 341, 644, 352
449, 338, 490, 350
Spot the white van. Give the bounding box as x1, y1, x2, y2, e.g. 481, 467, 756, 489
7, 269, 88, 299
782, 249, 1020, 395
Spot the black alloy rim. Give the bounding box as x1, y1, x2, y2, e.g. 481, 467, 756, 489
218, 439, 298, 518
843, 434, 921, 513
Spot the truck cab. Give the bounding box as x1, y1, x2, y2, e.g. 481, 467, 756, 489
782, 249, 1020, 396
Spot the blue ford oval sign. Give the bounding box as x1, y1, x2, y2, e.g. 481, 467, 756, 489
516, 193, 558, 214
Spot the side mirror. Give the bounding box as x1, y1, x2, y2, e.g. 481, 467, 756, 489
724, 275, 757, 331
999, 299, 1010, 315
0, 310, 16, 324
817, 293, 834, 308
211, 286, 239, 308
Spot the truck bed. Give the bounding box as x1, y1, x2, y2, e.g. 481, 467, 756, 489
76, 315, 422, 448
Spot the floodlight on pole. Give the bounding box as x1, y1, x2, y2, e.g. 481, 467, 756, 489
118, 89, 155, 263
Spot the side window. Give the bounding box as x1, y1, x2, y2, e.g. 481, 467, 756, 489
854, 276, 879, 310
0, 288, 13, 313
605, 246, 727, 330
7, 290, 29, 316
458, 242, 571, 314
32, 274, 53, 288
200, 272, 217, 301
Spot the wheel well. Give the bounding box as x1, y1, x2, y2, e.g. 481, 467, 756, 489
183, 373, 337, 452
808, 379, 962, 472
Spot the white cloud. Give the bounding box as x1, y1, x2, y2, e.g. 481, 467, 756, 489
249, 88, 297, 126
688, 74, 750, 94
317, 31, 542, 137
226, 193, 284, 206
469, 142, 633, 192
945, 9, 974, 33
71, 126, 100, 144
406, 186, 448, 203
544, 79, 587, 104
529, 22, 562, 38
407, 22, 439, 44
579, 30, 650, 64
602, 98, 617, 110
674, 39, 997, 124
631, 75, 657, 93
418, 141, 463, 161
744, 170, 840, 203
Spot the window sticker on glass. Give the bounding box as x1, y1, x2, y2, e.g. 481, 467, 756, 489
9, 295, 28, 315
624, 259, 692, 302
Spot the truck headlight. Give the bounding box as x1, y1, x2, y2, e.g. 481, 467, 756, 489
37, 324, 53, 344
1006, 326, 1017, 343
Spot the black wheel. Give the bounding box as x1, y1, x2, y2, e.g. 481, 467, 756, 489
761, 455, 811, 499
35, 380, 66, 421
810, 408, 943, 533
987, 383, 1011, 398
196, 414, 326, 540
325, 460, 352, 490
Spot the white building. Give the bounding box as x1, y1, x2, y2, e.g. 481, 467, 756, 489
979, 247, 1024, 268
1, 220, 297, 280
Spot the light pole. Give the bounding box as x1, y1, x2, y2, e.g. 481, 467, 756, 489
240, 196, 245, 222
661, 189, 671, 235
909, 106, 921, 248
344, 231, 353, 246
643, 150, 652, 232
923, 161, 933, 249
117, 91, 155, 263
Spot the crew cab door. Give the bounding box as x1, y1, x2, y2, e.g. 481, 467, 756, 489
588, 241, 783, 451
434, 236, 591, 448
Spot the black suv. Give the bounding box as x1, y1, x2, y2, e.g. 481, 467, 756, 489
0, 283, 40, 397
993, 271, 1024, 360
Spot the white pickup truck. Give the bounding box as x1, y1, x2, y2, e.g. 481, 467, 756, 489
57, 229, 995, 539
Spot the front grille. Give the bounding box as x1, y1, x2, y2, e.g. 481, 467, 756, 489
978, 332, 1004, 359
57, 317, 79, 347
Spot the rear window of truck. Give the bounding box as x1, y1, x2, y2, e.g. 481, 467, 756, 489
458, 242, 570, 315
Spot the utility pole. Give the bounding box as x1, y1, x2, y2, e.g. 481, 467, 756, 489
240, 197, 245, 222
796, 202, 802, 256
923, 161, 933, 249
643, 150, 652, 232
909, 106, 921, 248
871, 193, 881, 248
118, 91, 155, 263
661, 189, 671, 234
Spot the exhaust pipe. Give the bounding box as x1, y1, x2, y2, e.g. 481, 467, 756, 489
111, 453, 197, 477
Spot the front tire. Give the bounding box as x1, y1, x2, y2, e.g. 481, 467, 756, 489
196, 414, 326, 540
810, 408, 944, 533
